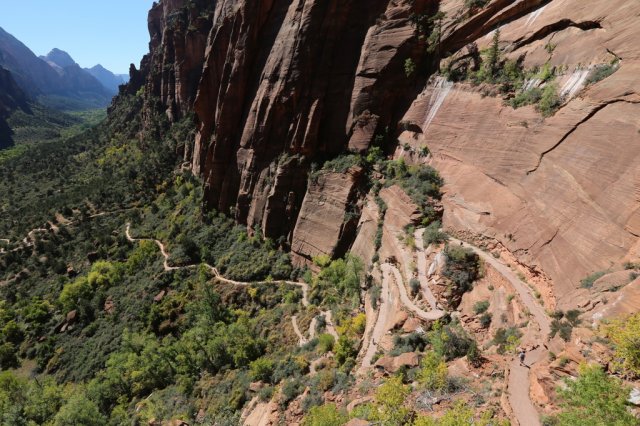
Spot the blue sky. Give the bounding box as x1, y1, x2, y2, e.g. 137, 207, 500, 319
1, 1, 156, 74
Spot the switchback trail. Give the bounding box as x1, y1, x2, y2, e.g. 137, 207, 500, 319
357, 265, 393, 374
382, 263, 446, 321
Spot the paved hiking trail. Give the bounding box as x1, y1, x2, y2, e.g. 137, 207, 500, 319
357, 267, 394, 374
414, 229, 441, 310
74, 222, 550, 426
450, 237, 552, 426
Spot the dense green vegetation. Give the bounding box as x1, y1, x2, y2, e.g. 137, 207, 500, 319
547, 364, 637, 425
0, 88, 331, 423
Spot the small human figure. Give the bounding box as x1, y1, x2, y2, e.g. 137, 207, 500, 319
518, 349, 526, 367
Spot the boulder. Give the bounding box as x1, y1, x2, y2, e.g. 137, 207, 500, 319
374, 352, 420, 373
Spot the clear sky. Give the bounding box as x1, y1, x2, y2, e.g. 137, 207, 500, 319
0, 1, 156, 74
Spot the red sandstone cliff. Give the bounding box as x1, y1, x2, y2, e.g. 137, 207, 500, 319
130, 0, 640, 307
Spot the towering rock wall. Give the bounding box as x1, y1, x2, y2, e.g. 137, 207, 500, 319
137, 0, 434, 261
133, 0, 640, 305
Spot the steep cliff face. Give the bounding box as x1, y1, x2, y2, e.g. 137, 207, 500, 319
138, 0, 435, 260
136, 0, 640, 305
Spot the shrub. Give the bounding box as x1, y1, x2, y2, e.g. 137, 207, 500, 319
565, 310, 581, 327
317, 334, 335, 354
259, 386, 274, 402
424, 221, 448, 245
303, 404, 348, 426
428, 321, 476, 361
301, 388, 323, 413
384, 162, 443, 224
392, 332, 429, 355
369, 376, 411, 425
58, 277, 93, 314
550, 320, 573, 342
509, 87, 543, 109
310, 254, 364, 307
404, 58, 416, 78
370, 285, 382, 310
465, 0, 489, 10
250, 358, 274, 383
281, 378, 304, 406
466, 340, 483, 367
53, 392, 106, 426
473, 300, 490, 314
492, 327, 521, 354
442, 245, 481, 303
585, 63, 618, 85
0, 342, 19, 369
414, 401, 505, 426
537, 83, 562, 117
418, 352, 448, 392
409, 278, 421, 296
602, 312, 640, 376
334, 336, 357, 366
479, 312, 492, 328
580, 271, 607, 289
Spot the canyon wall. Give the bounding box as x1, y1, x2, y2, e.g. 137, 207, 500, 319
131, 0, 640, 306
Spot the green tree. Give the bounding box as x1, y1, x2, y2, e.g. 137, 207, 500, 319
603, 312, 640, 377
250, 358, 274, 383
53, 392, 106, 426
418, 351, 448, 392
303, 403, 348, 426
334, 336, 357, 366
414, 402, 507, 425
486, 29, 501, 80
556, 364, 636, 426
0, 342, 19, 369
369, 376, 411, 425
317, 333, 335, 354
58, 276, 92, 313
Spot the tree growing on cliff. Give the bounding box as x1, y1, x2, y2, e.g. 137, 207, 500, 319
486, 29, 501, 80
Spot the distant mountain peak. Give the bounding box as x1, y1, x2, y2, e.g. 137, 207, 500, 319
85, 64, 124, 95
45, 48, 76, 68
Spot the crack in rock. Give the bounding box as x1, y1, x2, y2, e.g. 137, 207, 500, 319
527, 98, 640, 175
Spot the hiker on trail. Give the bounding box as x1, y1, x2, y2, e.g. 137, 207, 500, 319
518, 349, 526, 366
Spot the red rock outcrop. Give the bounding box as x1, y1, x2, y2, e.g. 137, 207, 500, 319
291, 166, 365, 265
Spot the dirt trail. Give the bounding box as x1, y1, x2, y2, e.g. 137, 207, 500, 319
125, 223, 310, 303
291, 315, 307, 346
449, 237, 551, 426
126, 222, 323, 355
357, 265, 394, 374
414, 229, 441, 310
